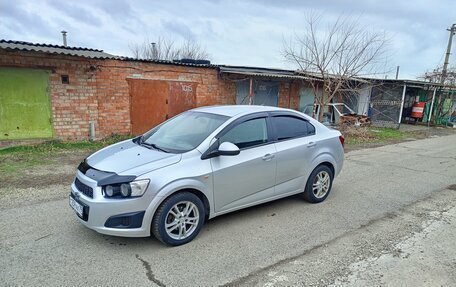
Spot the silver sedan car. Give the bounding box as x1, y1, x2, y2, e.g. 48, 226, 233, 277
69, 105, 344, 246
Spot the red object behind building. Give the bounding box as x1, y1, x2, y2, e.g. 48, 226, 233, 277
411, 102, 425, 118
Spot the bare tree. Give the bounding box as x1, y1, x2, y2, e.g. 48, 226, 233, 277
130, 37, 211, 61
283, 13, 389, 121
420, 66, 456, 87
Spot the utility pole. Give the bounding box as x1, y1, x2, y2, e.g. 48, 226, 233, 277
441, 24, 456, 84
434, 24, 456, 124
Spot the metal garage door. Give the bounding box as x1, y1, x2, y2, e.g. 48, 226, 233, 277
235, 79, 279, 106
0, 68, 52, 140
299, 86, 317, 116
128, 79, 197, 135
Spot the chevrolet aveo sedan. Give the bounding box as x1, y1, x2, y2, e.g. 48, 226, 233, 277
69, 105, 344, 246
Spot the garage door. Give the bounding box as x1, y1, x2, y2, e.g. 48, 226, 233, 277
128, 79, 197, 135
0, 68, 53, 140
235, 79, 279, 106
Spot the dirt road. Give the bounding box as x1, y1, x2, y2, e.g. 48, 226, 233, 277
0, 135, 455, 286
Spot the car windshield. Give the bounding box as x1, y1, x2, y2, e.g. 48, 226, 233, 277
140, 111, 229, 153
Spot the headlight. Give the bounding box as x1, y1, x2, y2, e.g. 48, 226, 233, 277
103, 179, 150, 198
105, 185, 114, 197
120, 183, 131, 197
129, 180, 150, 197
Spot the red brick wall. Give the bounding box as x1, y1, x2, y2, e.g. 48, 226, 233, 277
0, 50, 235, 140
94, 60, 235, 138
1, 49, 302, 141
0, 50, 99, 140
278, 80, 300, 110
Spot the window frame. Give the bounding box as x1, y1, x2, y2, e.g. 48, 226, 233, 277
201, 112, 274, 159
269, 112, 316, 142
218, 116, 272, 150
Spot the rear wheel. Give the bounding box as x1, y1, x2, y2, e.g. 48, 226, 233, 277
152, 192, 205, 246
303, 165, 333, 203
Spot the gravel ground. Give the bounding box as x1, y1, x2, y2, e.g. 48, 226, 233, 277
233, 188, 456, 286
332, 203, 456, 287
0, 134, 455, 286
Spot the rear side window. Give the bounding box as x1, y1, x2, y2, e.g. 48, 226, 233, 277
273, 116, 315, 140
220, 118, 268, 149
306, 121, 316, 135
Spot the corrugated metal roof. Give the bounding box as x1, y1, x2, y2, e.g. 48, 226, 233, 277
2, 40, 449, 87
350, 76, 452, 90
0, 40, 116, 59
119, 56, 218, 67
219, 65, 313, 80
364, 77, 444, 88
0, 40, 217, 67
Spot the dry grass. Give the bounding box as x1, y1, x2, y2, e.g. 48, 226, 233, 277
340, 126, 377, 144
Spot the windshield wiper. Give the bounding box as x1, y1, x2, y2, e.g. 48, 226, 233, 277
141, 142, 170, 153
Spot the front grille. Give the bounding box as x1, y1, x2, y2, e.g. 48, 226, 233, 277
74, 178, 94, 198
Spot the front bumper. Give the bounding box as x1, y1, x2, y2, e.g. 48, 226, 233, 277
70, 171, 156, 237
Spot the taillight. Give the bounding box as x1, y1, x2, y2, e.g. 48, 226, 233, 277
339, 135, 345, 147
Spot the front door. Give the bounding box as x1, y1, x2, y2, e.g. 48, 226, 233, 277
211, 116, 276, 212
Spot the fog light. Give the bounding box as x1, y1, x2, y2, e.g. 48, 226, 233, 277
120, 183, 131, 197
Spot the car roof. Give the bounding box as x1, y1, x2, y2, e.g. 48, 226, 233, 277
191, 105, 293, 117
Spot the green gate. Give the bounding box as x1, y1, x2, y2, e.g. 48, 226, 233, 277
0, 68, 53, 140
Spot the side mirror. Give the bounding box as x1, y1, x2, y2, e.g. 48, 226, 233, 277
218, 142, 240, 156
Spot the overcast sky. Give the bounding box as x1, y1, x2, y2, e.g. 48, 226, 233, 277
1, 0, 455, 79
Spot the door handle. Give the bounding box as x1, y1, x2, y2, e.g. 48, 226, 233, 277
307, 142, 316, 148
262, 153, 275, 161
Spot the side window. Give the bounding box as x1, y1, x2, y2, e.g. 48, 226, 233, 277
219, 118, 268, 149
306, 121, 316, 135
273, 116, 313, 140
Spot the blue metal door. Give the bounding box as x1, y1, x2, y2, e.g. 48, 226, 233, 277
235, 79, 279, 106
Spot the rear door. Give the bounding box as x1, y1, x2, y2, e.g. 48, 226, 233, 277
271, 114, 317, 195
211, 114, 277, 212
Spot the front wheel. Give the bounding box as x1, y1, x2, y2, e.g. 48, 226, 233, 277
152, 192, 205, 246
303, 165, 334, 203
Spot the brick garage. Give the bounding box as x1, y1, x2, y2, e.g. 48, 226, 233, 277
0, 40, 302, 141
0, 49, 100, 140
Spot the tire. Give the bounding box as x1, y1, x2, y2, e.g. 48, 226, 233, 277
152, 192, 205, 246
303, 165, 334, 203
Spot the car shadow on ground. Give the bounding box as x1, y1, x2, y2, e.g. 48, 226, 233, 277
79, 193, 317, 249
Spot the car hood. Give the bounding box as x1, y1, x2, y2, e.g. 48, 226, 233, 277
86, 139, 181, 174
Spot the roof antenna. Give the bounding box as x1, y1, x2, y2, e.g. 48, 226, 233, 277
61, 31, 67, 47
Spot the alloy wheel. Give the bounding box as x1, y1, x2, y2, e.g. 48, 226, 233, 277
165, 201, 200, 240
312, 171, 331, 198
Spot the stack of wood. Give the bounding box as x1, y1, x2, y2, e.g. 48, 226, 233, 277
340, 114, 371, 127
